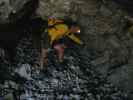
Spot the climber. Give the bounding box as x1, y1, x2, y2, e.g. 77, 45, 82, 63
40, 17, 83, 68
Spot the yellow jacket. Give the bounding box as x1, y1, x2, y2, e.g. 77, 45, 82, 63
48, 24, 83, 45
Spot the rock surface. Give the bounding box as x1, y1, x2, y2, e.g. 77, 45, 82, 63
3, 37, 131, 99
36, 0, 133, 92
0, 0, 38, 24
0, 36, 131, 100
0, 0, 133, 99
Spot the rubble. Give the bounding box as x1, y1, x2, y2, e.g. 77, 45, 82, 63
0, 36, 130, 99
15, 64, 32, 80
6, 37, 130, 99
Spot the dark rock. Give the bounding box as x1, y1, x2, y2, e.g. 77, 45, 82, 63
113, 0, 133, 15
4, 93, 14, 100
15, 64, 32, 80
0, 0, 39, 24
0, 0, 133, 99
108, 63, 133, 91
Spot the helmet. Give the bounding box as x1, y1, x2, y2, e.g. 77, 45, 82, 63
48, 17, 64, 26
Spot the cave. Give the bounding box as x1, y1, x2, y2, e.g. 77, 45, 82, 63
0, 0, 133, 100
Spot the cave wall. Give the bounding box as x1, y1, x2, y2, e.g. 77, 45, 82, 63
0, 0, 133, 93
36, 0, 133, 92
